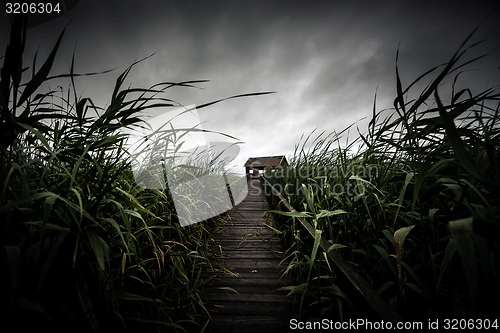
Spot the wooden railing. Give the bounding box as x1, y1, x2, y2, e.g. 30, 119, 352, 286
260, 175, 411, 332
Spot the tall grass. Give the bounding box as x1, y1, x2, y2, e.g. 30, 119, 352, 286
265, 29, 499, 321
0, 15, 266, 332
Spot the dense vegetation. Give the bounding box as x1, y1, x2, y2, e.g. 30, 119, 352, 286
0, 15, 251, 332
3, 12, 499, 332
265, 29, 499, 322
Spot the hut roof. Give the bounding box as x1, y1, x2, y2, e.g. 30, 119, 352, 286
243, 155, 287, 168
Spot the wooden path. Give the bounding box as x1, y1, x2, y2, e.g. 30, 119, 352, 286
205, 178, 294, 333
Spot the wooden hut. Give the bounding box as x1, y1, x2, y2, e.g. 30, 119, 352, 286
244, 155, 288, 179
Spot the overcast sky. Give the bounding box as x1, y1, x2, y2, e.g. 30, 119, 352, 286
1, 0, 500, 174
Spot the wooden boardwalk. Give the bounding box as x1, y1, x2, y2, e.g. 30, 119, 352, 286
205, 178, 294, 333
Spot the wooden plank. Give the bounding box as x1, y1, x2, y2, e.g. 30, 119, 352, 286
213, 239, 280, 245
215, 227, 271, 231
214, 229, 276, 236
214, 252, 284, 259
211, 264, 283, 271
212, 258, 286, 269
207, 301, 293, 315
206, 293, 292, 303
211, 247, 284, 253
210, 277, 290, 286
208, 284, 289, 294
206, 315, 291, 333
214, 232, 278, 237
209, 315, 291, 324
215, 239, 278, 244
206, 179, 294, 332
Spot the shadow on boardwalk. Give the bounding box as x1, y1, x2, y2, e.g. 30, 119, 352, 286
205, 178, 295, 333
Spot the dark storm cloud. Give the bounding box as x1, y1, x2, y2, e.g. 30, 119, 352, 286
1, 0, 499, 172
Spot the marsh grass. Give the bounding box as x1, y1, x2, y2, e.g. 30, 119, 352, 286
265, 29, 500, 321
0, 14, 268, 332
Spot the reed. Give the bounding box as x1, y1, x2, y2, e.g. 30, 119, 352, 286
265, 27, 500, 321
0, 14, 267, 332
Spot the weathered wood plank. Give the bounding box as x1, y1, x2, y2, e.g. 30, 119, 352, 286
206, 293, 292, 303
215, 228, 272, 232
207, 315, 291, 333
215, 252, 283, 259
208, 284, 289, 293
208, 301, 293, 316
210, 277, 290, 286
211, 258, 286, 269
211, 268, 283, 276
205, 179, 294, 332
